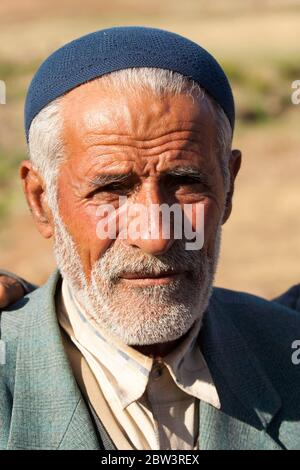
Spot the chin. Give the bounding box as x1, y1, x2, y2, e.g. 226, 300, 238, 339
108, 309, 200, 346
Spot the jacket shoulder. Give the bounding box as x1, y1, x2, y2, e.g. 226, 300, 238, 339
210, 286, 300, 365
0, 293, 38, 446
273, 284, 300, 312
0, 289, 42, 398
0, 270, 60, 342
1, 288, 41, 341
0, 271, 60, 395
210, 286, 300, 380
212, 285, 300, 322
211, 285, 300, 337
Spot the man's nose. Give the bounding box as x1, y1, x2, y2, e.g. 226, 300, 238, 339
122, 183, 176, 255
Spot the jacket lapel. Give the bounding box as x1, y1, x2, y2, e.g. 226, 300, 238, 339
198, 293, 283, 450
7, 271, 100, 450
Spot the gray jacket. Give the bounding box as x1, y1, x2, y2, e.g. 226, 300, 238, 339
1, 271, 300, 449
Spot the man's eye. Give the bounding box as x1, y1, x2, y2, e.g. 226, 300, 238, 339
103, 184, 122, 190
97, 183, 131, 194
172, 176, 205, 187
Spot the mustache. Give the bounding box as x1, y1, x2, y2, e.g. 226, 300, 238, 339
92, 239, 205, 281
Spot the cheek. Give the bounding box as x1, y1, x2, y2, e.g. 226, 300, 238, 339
58, 194, 115, 276
190, 199, 223, 253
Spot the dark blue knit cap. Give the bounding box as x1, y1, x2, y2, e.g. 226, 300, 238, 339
25, 26, 234, 141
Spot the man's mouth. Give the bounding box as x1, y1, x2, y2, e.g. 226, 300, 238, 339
118, 270, 187, 286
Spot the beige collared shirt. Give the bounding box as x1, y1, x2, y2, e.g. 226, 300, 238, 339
58, 280, 220, 450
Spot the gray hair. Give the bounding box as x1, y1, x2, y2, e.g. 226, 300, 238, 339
28, 68, 232, 210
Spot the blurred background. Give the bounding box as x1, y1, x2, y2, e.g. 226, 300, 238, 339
0, 0, 300, 298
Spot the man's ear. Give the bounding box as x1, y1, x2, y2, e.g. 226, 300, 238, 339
222, 149, 242, 225
20, 160, 54, 238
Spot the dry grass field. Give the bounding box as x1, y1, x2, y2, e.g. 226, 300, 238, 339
0, 0, 300, 298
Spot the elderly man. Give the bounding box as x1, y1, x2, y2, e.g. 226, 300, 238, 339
1, 26, 300, 451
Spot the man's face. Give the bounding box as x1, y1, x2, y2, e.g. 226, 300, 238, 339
51, 80, 230, 345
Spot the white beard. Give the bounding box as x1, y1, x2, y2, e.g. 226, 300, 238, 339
53, 208, 222, 345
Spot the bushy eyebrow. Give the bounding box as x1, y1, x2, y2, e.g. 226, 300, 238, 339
88, 166, 212, 188
88, 173, 135, 188
161, 166, 212, 186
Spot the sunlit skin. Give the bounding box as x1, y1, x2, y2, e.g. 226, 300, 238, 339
20, 79, 241, 357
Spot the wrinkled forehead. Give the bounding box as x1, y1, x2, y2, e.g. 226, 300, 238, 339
60, 79, 217, 149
